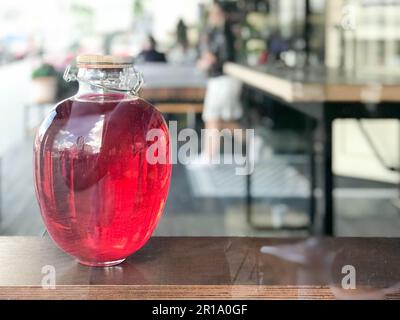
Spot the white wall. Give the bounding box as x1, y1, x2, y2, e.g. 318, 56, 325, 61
146, 0, 210, 44
0, 60, 33, 154
333, 119, 400, 183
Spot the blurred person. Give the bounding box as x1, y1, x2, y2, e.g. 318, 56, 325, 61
168, 19, 197, 65
196, 1, 243, 162
267, 30, 290, 62
136, 35, 167, 63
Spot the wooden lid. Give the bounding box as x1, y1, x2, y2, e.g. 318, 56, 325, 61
76, 54, 134, 68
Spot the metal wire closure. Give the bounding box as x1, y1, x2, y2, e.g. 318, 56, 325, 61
63, 64, 144, 96
63, 64, 77, 82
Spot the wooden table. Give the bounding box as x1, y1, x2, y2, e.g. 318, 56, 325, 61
0, 236, 399, 300
137, 64, 206, 128
224, 62, 400, 235
137, 63, 206, 103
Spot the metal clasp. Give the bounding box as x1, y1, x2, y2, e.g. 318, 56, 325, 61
63, 64, 78, 82
63, 64, 144, 96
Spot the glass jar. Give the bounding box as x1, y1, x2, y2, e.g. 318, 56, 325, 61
34, 55, 171, 266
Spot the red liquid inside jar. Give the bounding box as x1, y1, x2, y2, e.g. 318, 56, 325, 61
34, 93, 171, 266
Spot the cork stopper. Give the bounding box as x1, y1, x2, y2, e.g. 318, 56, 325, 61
76, 54, 134, 69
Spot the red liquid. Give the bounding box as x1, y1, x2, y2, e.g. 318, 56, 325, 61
34, 93, 171, 266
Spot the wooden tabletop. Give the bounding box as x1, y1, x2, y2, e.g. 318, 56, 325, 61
0, 236, 399, 300
224, 62, 400, 103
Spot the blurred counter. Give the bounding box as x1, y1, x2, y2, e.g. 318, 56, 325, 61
223, 62, 400, 236
224, 62, 400, 103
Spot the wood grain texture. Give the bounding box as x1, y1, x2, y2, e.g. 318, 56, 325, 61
0, 237, 399, 299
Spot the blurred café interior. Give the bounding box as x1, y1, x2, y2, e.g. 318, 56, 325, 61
1, 0, 400, 238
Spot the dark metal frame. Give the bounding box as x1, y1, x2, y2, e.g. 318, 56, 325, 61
245, 84, 400, 235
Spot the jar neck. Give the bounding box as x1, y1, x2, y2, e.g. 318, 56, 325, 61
71, 66, 143, 98
77, 80, 128, 97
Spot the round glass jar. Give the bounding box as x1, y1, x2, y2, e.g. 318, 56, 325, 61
33, 55, 171, 266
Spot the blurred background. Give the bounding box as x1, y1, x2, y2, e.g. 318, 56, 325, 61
1, 0, 400, 237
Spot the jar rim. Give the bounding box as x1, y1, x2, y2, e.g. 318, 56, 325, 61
76, 54, 134, 69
